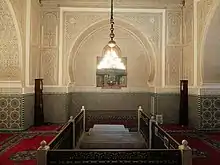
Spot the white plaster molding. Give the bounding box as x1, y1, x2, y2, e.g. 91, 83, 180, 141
0, 81, 22, 88
41, 0, 182, 9
199, 0, 220, 86
162, 10, 166, 87
5, 0, 23, 83
59, 8, 63, 85
193, 0, 198, 86
25, 0, 31, 86
61, 7, 166, 13
0, 88, 22, 94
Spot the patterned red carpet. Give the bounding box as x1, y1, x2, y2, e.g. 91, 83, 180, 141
0, 125, 59, 165
162, 124, 220, 165
1, 124, 220, 165
28, 124, 63, 132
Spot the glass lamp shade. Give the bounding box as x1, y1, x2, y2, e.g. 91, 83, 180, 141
97, 42, 126, 70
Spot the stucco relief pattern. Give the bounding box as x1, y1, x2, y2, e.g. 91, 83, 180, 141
41, 48, 58, 85
0, 95, 23, 130
0, 0, 20, 80
116, 13, 162, 54
165, 47, 182, 86
64, 11, 161, 85
183, 3, 194, 85
30, 0, 41, 85
167, 10, 182, 45
41, 11, 59, 85
9, 0, 26, 50
184, 4, 193, 44
166, 10, 182, 86
64, 12, 106, 54
64, 12, 162, 54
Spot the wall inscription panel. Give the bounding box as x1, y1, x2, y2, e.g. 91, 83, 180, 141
0, 0, 21, 81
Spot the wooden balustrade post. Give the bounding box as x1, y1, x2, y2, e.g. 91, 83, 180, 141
137, 106, 143, 132
69, 116, 75, 148
149, 116, 155, 149
37, 140, 50, 165
179, 140, 192, 165
81, 105, 86, 132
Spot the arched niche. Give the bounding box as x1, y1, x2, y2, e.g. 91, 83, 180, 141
68, 19, 156, 87
201, 0, 220, 84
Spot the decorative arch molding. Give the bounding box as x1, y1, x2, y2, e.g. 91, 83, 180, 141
0, 0, 23, 85
199, 0, 220, 85
68, 18, 156, 85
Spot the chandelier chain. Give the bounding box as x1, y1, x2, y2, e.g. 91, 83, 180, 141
110, 0, 115, 41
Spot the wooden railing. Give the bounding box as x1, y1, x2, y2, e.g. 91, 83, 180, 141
48, 121, 73, 149
73, 106, 85, 147
151, 122, 180, 149
46, 149, 182, 165
44, 106, 85, 150
37, 105, 192, 165
138, 106, 151, 147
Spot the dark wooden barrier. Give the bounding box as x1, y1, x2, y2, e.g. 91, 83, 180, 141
139, 110, 150, 145
152, 122, 180, 149
47, 149, 182, 165
74, 110, 84, 147
48, 122, 73, 149
85, 110, 138, 131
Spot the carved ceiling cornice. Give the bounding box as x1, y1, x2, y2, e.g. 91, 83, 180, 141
41, 0, 183, 9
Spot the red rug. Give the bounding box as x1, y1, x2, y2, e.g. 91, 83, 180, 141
171, 133, 220, 165
161, 124, 194, 132
206, 133, 220, 142
28, 124, 63, 132
0, 133, 13, 143
0, 133, 56, 165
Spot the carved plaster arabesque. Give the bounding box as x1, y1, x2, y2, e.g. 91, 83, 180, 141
41, 48, 58, 85
29, 0, 41, 85
61, 8, 165, 87
166, 10, 183, 86
184, 3, 193, 44
183, 2, 194, 86
0, 0, 22, 82
41, 10, 59, 85
165, 46, 182, 86
167, 10, 182, 45
67, 18, 157, 86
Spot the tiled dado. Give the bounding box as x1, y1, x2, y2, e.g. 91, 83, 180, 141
0, 95, 23, 130
199, 95, 220, 129
0, 94, 34, 131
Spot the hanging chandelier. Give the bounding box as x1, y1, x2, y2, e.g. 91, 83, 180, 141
97, 0, 126, 71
